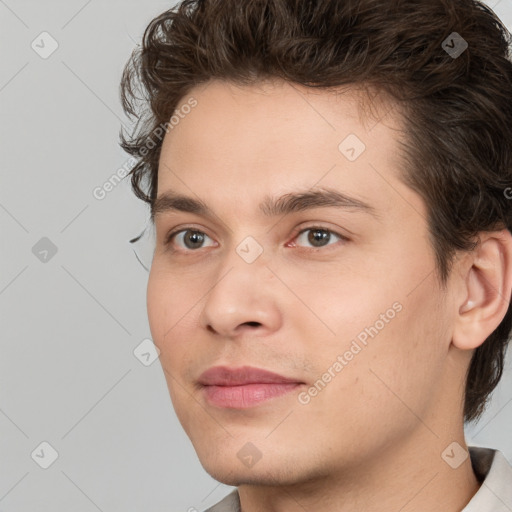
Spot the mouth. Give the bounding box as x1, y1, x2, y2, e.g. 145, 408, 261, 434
198, 365, 304, 409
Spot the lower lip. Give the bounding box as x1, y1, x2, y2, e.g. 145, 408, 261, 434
202, 383, 302, 408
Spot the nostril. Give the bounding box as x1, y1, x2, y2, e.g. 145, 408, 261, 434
244, 322, 261, 327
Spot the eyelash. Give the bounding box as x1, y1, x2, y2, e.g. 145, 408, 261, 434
163, 225, 348, 254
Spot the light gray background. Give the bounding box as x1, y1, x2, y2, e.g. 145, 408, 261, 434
1, 0, 511, 510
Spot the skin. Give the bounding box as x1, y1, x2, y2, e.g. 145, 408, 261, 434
146, 78, 512, 512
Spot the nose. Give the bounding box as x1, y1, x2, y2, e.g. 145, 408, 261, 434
198, 248, 283, 339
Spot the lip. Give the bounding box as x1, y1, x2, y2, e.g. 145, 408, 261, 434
198, 365, 302, 386
198, 365, 304, 409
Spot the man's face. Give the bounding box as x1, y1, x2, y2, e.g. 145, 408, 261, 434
147, 79, 460, 485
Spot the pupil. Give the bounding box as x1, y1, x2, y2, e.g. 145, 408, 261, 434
309, 229, 329, 247
185, 230, 204, 249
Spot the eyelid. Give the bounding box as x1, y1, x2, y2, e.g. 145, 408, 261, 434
291, 222, 349, 240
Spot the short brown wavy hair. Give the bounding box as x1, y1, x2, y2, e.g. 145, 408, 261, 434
119, 0, 512, 424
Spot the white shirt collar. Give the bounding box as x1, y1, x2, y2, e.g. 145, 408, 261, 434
462, 446, 512, 511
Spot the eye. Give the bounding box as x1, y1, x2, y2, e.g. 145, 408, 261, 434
292, 226, 346, 249
165, 228, 216, 251
164, 225, 347, 254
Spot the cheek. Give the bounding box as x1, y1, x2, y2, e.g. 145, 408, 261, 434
146, 268, 167, 344
146, 270, 198, 419
367, 294, 446, 415
147, 268, 186, 368
146, 267, 204, 374
300, 307, 446, 462
307, 268, 448, 421
146, 265, 198, 341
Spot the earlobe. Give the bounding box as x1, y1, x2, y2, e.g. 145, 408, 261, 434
452, 229, 512, 351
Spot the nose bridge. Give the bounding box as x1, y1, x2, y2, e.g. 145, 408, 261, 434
207, 232, 269, 303
199, 232, 281, 336
213, 223, 270, 277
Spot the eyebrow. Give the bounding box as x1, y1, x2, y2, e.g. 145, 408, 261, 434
151, 187, 380, 222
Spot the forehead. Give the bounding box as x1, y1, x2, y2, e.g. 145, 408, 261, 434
165, 79, 397, 146
155, 78, 413, 221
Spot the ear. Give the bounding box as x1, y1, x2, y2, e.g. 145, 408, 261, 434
452, 229, 512, 350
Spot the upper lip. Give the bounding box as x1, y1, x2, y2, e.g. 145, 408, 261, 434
198, 365, 302, 386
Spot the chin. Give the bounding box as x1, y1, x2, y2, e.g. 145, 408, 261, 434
198, 452, 309, 488
201, 466, 284, 487
203, 468, 247, 486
